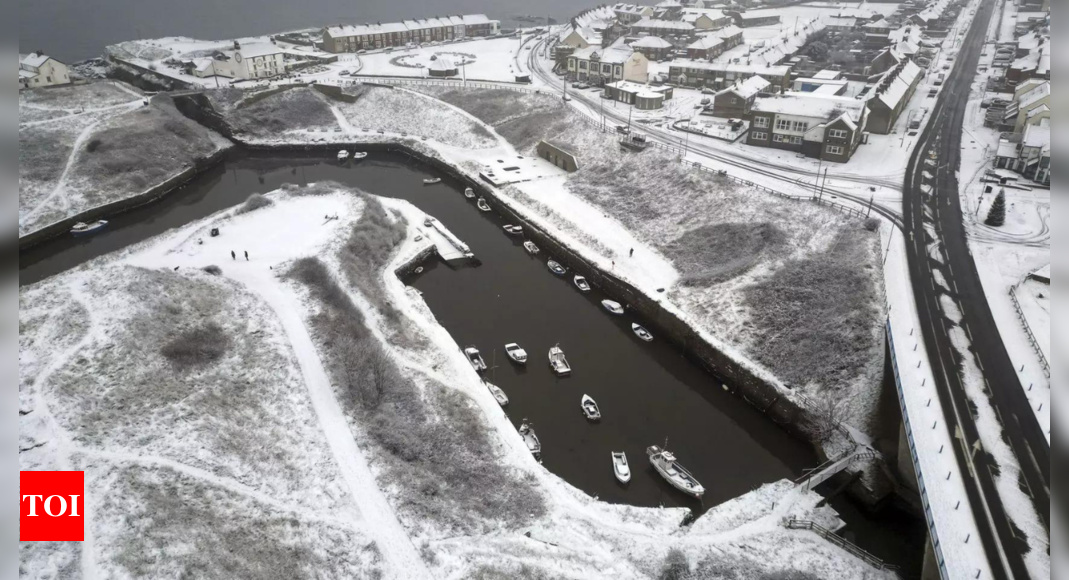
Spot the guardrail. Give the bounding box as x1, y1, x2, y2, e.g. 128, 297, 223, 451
785, 517, 900, 572
1007, 283, 1049, 377
886, 319, 950, 580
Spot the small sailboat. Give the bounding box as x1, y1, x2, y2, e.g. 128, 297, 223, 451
523, 241, 540, 254
464, 187, 476, 199
487, 382, 509, 406
519, 419, 542, 457
463, 346, 487, 372
337, 149, 350, 160
612, 452, 631, 484
505, 343, 528, 365
547, 260, 566, 275
503, 224, 523, 235
351, 151, 368, 160
581, 394, 601, 421
548, 344, 571, 376
647, 445, 705, 499
602, 299, 625, 315
632, 323, 653, 342
70, 220, 108, 236
423, 177, 442, 185
573, 275, 591, 292
477, 198, 491, 212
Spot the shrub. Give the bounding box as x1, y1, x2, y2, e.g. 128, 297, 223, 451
85, 138, 102, 153
160, 322, 231, 368
658, 549, 690, 580
201, 265, 223, 276
234, 192, 274, 215
863, 217, 880, 232
338, 193, 407, 324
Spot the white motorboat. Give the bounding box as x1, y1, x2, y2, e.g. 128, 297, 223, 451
632, 323, 653, 342
503, 224, 523, 235
337, 149, 350, 160
547, 260, 566, 275
523, 241, 540, 254
548, 344, 571, 376
464, 187, 476, 198
352, 151, 368, 160
581, 394, 601, 421
647, 445, 705, 499
423, 216, 435, 227
519, 419, 542, 456
573, 275, 591, 292
612, 452, 631, 484
602, 299, 625, 315
463, 346, 487, 372
423, 177, 442, 185
477, 198, 491, 212
487, 383, 509, 406
70, 220, 108, 236
505, 343, 528, 364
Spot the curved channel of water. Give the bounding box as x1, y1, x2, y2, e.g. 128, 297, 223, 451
19, 151, 923, 574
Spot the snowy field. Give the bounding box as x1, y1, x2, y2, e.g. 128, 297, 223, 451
20, 183, 896, 579
18, 82, 232, 237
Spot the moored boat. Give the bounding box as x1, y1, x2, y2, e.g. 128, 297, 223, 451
632, 323, 653, 342
548, 344, 571, 375
337, 149, 350, 160
487, 383, 509, 406
352, 151, 368, 160
423, 177, 442, 184
463, 346, 487, 372
581, 394, 601, 421
519, 419, 542, 456
573, 275, 591, 292
505, 342, 528, 364
523, 241, 540, 254
477, 198, 491, 212
601, 299, 624, 314
503, 224, 523, 235
647, 445, 704, 498
547, 260, 566, 275
612, 452, 631, 484
70, 220, 108, 236
464, 187, 476, 198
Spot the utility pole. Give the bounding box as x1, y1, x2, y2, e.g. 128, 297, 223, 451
817, 167, 828, 200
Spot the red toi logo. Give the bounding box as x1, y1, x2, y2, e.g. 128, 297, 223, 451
20, 471, 84, 541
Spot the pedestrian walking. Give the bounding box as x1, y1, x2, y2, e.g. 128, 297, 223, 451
244, 250, 249, 261
629, 247, 634, 258
231, 250, 236, 260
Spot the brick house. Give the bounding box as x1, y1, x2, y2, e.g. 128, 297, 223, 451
709, 75, 771, 118
865, 59, 923, 134
668, 61, 791, 92
322, 15, 499, 52
567, 45, 649, 85
748, 92, 868, 162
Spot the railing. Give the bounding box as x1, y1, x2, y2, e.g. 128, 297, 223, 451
785, 518, 900, 572
886, 319, 950, 580
794, 448, 878, 491
1008, 283, 1049, 377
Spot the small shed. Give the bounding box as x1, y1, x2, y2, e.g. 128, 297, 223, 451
428, 56, 458, 77
635, 90, 665, 110
537, 140, 580, 172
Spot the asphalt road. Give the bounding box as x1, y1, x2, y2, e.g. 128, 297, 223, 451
902, 0, 1050, 577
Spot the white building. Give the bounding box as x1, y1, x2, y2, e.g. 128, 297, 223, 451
19, 52, 70, 89
195, 43, 286, 80
567, 45, 649, 85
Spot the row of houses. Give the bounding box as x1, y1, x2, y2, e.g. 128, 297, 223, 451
322, 14, 499, 53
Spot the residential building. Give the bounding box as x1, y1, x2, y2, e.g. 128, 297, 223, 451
680, 8, 732, 30
793, 76, 849, 95
748, 92, 868, 162
198, 43, 286, 79
630, 18, 695, 38
709, 75, 771, 117
1006, 39, 1050, 85
865, 59, 924, 134
1005, 79, 1050, 133
668, 61, 791, 92
725, 10, 781, 27
613, 3, 655, 24
994, 121, 1050, 185
567, 45, 649, 85
604, 80, 674, 109
560, 26, 599, 49
18, 52, 70, 89
825, 16, 861, 32
629, 36, 674, 61
322, 15, 499, 52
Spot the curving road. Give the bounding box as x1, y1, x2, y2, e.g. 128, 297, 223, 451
901, 0, 1049, 577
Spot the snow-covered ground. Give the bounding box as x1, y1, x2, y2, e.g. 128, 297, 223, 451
18, 82, 232, 237
20, 184, 895, 579
355, 34, 535, 82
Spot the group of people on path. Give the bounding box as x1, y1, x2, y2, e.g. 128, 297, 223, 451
231, 250, 249, 261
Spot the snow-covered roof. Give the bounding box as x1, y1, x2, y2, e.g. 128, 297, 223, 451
1017, 80, 1049, 109
655, 0, 683, 7
825, 16, 859, 27
326, 14, 493, 38
872, 60, 922, 109
670, 59, 791, 77
20, 52, 52, 68
753, 92, 866, 123
687, 35, 724, 50
606, 80, 671, 94
1022, 123, 1049, 149
713, 25, 742, 38
429, 56, 456, 71
19, 69, 38, 79
1025, 104, 1049, 119
632, 18, 695, 31
614, 3, 652, 15
571, 45, 638, 64
236, 43, 283, 58
812, 69, 841, 80
716, 75, 770, 98
631, 36, 673, 48
193, 58, 213, 72
864, 18, 891, 29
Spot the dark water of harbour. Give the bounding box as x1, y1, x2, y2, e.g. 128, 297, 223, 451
19, 0, 583, 63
